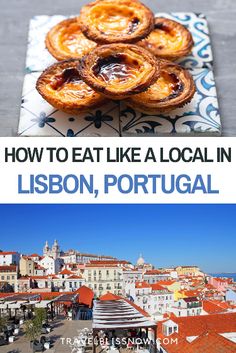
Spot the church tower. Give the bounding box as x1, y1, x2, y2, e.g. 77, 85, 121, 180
51, 239, 60, 259
43, 240, 50, 256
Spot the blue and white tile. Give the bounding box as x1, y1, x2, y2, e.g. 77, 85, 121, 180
26, 15, 66, 73
120, 68, 221, 136
19, 73, 120, 137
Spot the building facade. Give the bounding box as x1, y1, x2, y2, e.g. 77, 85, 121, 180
83, 264, 123, 297
0, 265, 18, 291
0, 251, 20, 266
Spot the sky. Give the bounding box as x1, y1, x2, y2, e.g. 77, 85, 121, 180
0, 204, 235, 273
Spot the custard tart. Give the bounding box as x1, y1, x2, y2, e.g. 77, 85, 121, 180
79, 0, 155, 44
78, 44, 160, 100
45, 18, 97, 61
138, 17, 194, 60
126, 60, 195, 114
36, 59, 107, 114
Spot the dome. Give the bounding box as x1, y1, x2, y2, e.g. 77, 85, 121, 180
137, 254, 145, 266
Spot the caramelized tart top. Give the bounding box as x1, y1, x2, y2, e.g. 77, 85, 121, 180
36, 59, 106, 114
45, 18, 97, 61
79, 0, 155, 44
126, 60, 195, 113
78, 43, 160, 99
138, 17, 194, 60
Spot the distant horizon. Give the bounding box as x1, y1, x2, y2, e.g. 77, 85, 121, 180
0, 204, 235, 273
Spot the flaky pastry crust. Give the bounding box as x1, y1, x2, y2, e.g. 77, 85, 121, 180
79, 0, 155, 44
138, 17, 194, 60
125, 60, 195, 114
36, 59, 107, 114
45, 18, 97, 61
78, 43, 160, 100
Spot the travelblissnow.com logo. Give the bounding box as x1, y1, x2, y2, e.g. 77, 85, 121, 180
60, 336, 178, 349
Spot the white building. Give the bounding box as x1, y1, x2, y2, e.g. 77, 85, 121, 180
226, 288, 236, 304
170, 297, 203, 317
123, 269, 143, 296
144, 270, 173, 284
39, 255, 63, 275
0, 251, 20, 266
61, 250, 117, 264
125, 281, 174, 318
17, 273, 85, 292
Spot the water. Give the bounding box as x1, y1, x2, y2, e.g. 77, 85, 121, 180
210, 273, 236, 282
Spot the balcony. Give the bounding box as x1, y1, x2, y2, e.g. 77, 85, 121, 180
187, 302, 202, 309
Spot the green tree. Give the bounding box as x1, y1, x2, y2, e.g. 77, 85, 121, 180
24, 318, 41, 342
0, 317, 7, 333
24, 308, 47, 352
34, 308, 47, 326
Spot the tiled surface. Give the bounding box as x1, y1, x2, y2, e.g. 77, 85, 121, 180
159, 13, 213, 69
19, 13, 221, 137
19, 73, 121, 137
120, 68, 221, 136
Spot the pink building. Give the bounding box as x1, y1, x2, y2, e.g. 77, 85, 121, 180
209, 277, 232, 292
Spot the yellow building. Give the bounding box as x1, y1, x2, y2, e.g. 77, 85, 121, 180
83, 263, 123, 297
158, 280, 182, 301
175, 266, 201, 277
0, 265, 18, 291
19, 256, 35, 276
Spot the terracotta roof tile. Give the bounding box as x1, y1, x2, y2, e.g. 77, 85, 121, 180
135, 281, 151, 289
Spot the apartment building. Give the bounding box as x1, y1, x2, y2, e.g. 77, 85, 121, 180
83, 264, 123, 297
0, 265, 18, 291
0, 251, 20, 266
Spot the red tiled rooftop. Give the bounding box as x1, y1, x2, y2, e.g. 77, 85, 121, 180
158, 280, 176, 286
159, 313, 236, 338
135, 281, 151, 289
90, 260, 130, 265
68, 275, 83, 279
203, 300, 228, 314
100, 293, 121, 301
151, 283, 167, 291
59, 269, 73, 275
163, 331, 236, 353
0, 265, 17, 271
76, 285, 94, 307
85, 264, 120, 268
